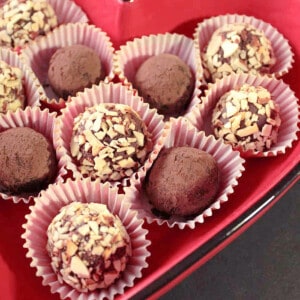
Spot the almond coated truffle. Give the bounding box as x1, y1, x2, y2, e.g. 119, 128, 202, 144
0, 0, 58, 49
203, 23, 276, 82
47, 202, 132, 292
212, 84, 281, 152
0, 60, 25, 114
70, 103, 152, 182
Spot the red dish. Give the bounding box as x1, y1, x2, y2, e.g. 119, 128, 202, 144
0, 1, 299, 299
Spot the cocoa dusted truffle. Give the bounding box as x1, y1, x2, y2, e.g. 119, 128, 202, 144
0, 60, 25, 113
0, 0, 58, 49
70, 103, 152, 182
48, 44, 105, 99
47, 202, 132, 292
0, 127, 57, 195
212, 84, 281, 152
203, 23, 276, 81
134, 53, 194, 116
146, 146, 220, 217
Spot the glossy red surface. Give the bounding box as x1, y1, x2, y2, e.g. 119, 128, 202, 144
0, 1, 299, 299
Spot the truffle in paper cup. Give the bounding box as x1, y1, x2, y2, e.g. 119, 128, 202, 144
20, 23, 115, 106
114, 33, 202, 119
0, 0, 88, 51
0, 107, 67, 203
124, 117, 245, 229
194, 14, 294, 83
54, 82, 165, 187
186, 73, 299, 157
22, 179, 150, 300
0, 48, 47, 110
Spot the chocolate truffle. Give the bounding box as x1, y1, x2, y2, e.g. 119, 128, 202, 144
47, 202, 132, 292
134, 53, 194, 116
0, 0, 58, 49
212, 84, 281, 152
0, 60, 25, 113
70, 103, 152, 182
0, 127, 57, 195
203, 23, 276, 81
48, 44, 105, 99
146, 146, 220, 217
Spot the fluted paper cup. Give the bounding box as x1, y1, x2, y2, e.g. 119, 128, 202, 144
22, 179, 150, 300
0, 107, 67, 203
54, 82, 165, 187
114, 33, 203, 119
1, 47, 47, 108
194, 14, 294, 83
124, 117, 245, 229
48, 0, 88, 25
186, 73, 299, 157
20, 23, 115, 107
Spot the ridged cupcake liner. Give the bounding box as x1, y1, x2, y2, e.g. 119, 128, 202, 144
114, 33, 203, 119
124, 117, 245, 229
194, 14, 294, 82
22, 179, 151, 300
186, 73, 300, 157
0, 106, 67, 203
0, 47, 47, 108
48, 0, 89, 25
54, 82, 165, 187
20, 23, 115, 107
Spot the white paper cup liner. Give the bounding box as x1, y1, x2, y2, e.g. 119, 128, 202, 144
186, 73, 300, 157
124, 117, 245, 229
54, 82, 165, 187
20, 23, 115, 103
114, 33, 203, 119
194, 14, 294, 82
1, 47, 47, 108
0, 106, 67, 203
22, 179, 151, 300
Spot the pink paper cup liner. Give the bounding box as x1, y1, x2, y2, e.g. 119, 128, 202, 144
124, 117, 245, 229
54, 82, 165, 187
194, 14, 294, 82
22, 179, 151, 300
20, 23, 115, 104
48, 0, 88, 25
1, 47, 47, 108
186, 73, 300, 157
114, 33, 203, 119
0, 106, 67, 204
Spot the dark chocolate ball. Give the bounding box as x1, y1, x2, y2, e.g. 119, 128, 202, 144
48, 44, 104, 99
134, 53, 194, 116
0, 127, 57, 195
146, 146, 220, 217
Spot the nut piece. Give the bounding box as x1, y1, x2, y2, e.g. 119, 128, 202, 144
47, 202, 132, 292
0, 0, 58, 49
70, 103, 153, 182
203, 23, 276, 82
212, 84, 281, 152
0, 59, 25, 113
